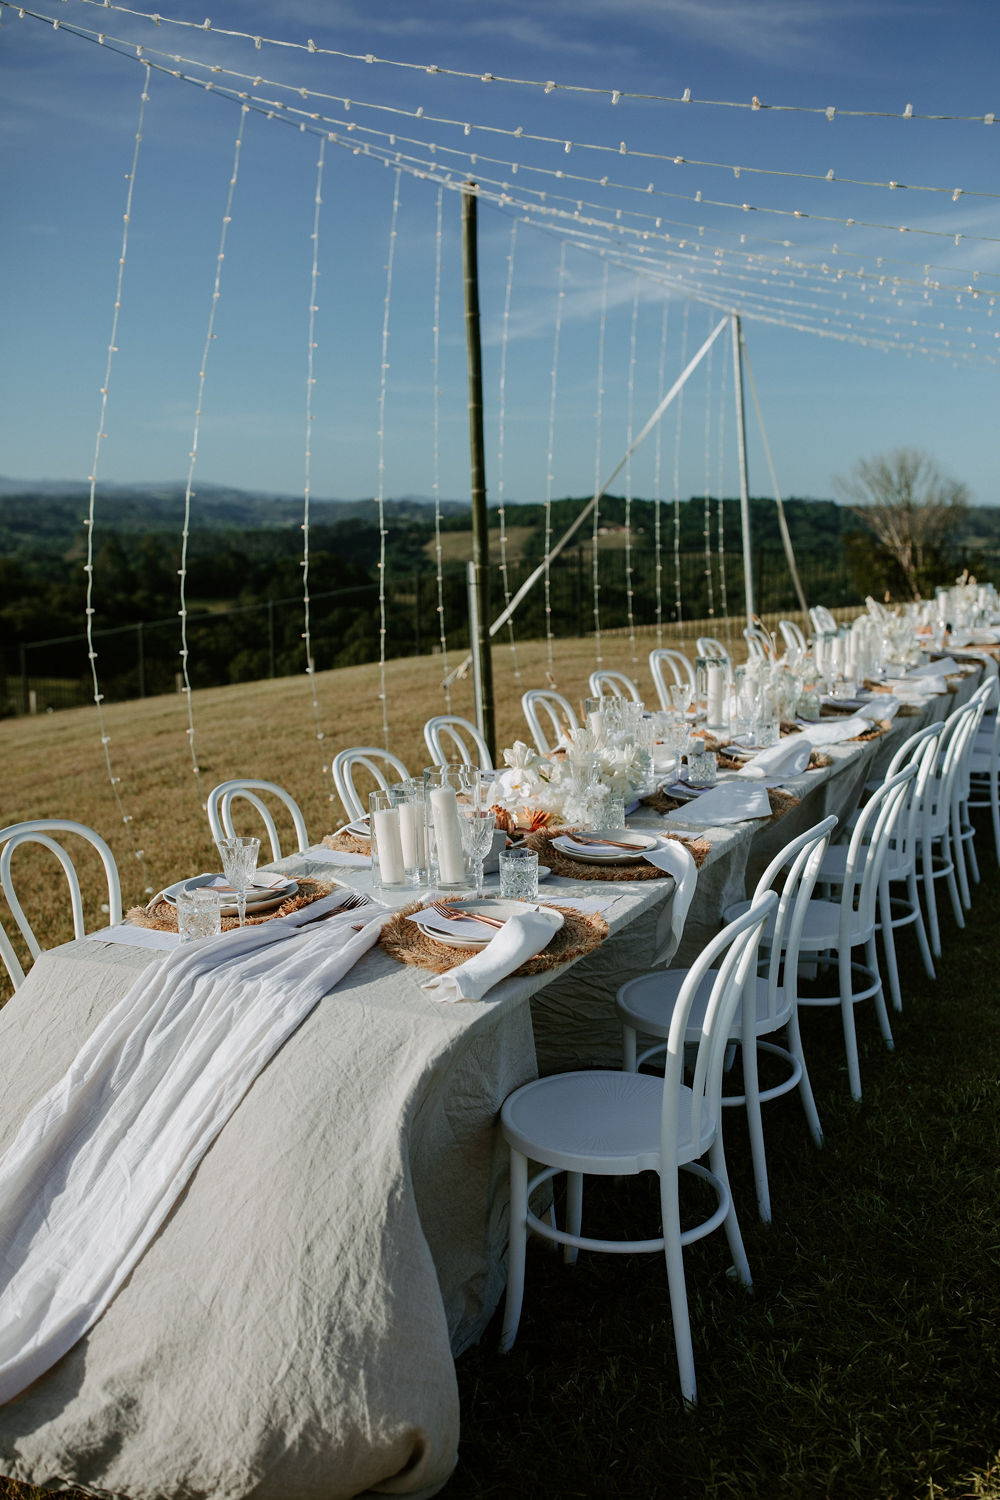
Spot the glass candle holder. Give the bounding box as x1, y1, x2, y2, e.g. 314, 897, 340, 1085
389, 779, 428, 885
369, 788, 408, 889
695, 656, 728, 732
423, 765, 469, 888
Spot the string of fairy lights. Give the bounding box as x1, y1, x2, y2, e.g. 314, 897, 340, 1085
8, 0, 1000, 873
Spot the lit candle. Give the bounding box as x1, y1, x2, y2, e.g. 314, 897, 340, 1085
373, 806, 405, 886
430, 785, 466, 884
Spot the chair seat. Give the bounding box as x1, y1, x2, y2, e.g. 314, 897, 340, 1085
617, 969, 792, 1040
723, 896, 869, 950
969, 749, 996, 774
501, 1069, 708, 1174
818, 842, 908, 884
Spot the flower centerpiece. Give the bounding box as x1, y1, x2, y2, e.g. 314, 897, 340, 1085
487, 726, 652, 832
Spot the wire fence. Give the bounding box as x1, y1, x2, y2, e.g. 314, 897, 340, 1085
1, 546, 857, 717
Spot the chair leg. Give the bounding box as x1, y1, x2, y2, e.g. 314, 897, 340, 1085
965, 814, 980, 885
991, 778, 1000, 865
739, 1039, 771, 1224
622, 1024, 637, 1072
867, 936, 894, 1052
659, 1167, 697, 1406
709, 1136, 752, 1288
563, 1172, 583, 1266
943, 831, 965, 928
908, 867, 935, 979
838, 945, 863, 1102
922, 838, 941, 958
878, 879, 902, 1013
500, 1149, 529, 1353
952, 809, 972, 911
787, 1007, 823, 1147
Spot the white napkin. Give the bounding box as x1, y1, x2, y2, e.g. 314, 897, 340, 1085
304, 845, 373, 869
856, 694, 900, 721
884, 675, 943, 698
911, 657, 960, 677
86, 923, 180, 952
664, 780, 772, 826
204, 871, 289, 895
0, 889, 388, 1405
798, 715, 871, 746
736, 738, 811, 779
420, 907, 564, 1002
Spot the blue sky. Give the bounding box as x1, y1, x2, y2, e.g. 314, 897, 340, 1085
2, 0, 1000, 505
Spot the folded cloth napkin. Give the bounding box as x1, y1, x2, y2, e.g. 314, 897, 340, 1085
86, 923, 181, 952
664, 780, 772, 826
736, 738, 812, 779
911, 657, 961, 677
953, 629, 1000, 646
856, 694, 900, 722
420, 906, 564, 1002
204, 871, 289, 895
304, 845, 373, 869
798, 715, 872, 746
883, 675, 943, 697
0, 888, 388, 1407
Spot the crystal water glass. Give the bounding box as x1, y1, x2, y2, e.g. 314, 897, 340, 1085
668, 682, 693, 715
215, 835, 260, 928
595, 793, 627, 830
499, 846, 539, 902
460, 806, 495, 899
685, 750, 718, 789
176, 888, 222, 942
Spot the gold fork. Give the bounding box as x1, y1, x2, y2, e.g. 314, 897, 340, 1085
565, 833, 642, 851
428, 901, 505, 930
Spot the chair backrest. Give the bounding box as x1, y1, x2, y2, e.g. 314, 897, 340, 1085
883, 723, 946, 870
748, 815, 838, 1028
206, 780, 309, 863
743, 624, 775, 661
649, 839, 699, 967
928, 701, 980, 832
778, 619, 808, 656
0, 819, 122, 990
648, 648, 696, 709
660, 892, 778, 1162
423, 714, 493, 772
838, 765, 917, 942
521, 689, 579, 755
332, 747, 411, 821
809, 605, 838, 635
695, 636, 730, 665
588, 669, 642, 703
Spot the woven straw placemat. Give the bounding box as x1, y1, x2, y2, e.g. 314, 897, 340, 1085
525, 826, 711, 876
127, 878, 335, 933
379, 899, 608, 977
850, 719, 891, 742
322, 830, 371, 855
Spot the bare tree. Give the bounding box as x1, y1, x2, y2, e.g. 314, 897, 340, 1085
834, 448, 969, 601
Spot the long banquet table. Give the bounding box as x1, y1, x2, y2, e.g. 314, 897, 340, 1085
0, 661, 987, 1500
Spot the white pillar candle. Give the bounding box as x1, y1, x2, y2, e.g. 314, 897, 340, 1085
587, 709, 605, 740
398, 800, 425, 869
706, 664, 726, 729
373, 807, 405, 886
429, 785, 466, 884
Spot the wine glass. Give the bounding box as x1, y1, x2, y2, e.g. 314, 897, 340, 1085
459, 807, 495, 900
216, 835, 260, 928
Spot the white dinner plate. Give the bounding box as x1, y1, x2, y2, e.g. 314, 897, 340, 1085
412, 899, 564, 950
340, 817, 371, 839
163, 873, 298, 917
550, 829, 661, 865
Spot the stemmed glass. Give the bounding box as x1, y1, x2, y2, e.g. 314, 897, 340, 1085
216, 835, 260, 928
459, 807, 495, 900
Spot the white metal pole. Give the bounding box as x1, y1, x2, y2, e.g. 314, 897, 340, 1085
466, 560, 485, 736
731, 313, 755, 624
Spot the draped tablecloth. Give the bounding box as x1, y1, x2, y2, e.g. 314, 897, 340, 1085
0, 663, 980, 1499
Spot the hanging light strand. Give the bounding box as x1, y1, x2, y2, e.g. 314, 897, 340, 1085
494, 215, 522, 686
671, 301, 689, 622
178, 103, 249, 789
56, 0, 1000, 127
301, 135, 327, 780
430, 183, 452, 708
623, 290, 640, 667
82, 64, 153, 893
652, 299, 669, 645
542, 241, 567, 686
374, 168, 401, 748
591, 261, 610, 665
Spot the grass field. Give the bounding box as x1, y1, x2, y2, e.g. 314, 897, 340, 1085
8, 609, 991, 1500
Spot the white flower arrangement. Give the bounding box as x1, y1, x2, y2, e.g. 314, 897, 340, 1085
488, 731, 650, 829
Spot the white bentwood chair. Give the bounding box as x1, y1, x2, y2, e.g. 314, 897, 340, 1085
423, 714, 493, 772
618, 817, 836, 1223
809, 605, 839, 635
206, 780, 310, 862
778, 619, 809, 657
743, 624, 776, 661
588, 669, 642, 703
521, 689, 579, 755
332, 747, 410, 821
499, 891, 778, 1406
967, 678, 1000, 866
0, 819, 122, 990
695, 636, 731, 666
649, 649, 696, 710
